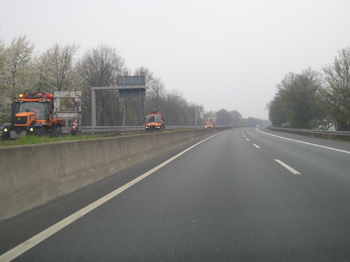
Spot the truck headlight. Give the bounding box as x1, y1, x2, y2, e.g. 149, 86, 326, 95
29, 127, 34, 132
3, 127, 8, 132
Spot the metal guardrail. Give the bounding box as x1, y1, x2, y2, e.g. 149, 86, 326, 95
1, 125, 232, 138
80, 125, 204, 134
267, 126, 350, 137
81, 126, 143, 134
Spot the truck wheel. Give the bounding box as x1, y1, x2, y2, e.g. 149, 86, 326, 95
34, 128, 40, 136
2, 132, 9, 141
53, 126, 62, 138
35, 127, 46, 137
56, 126, 62, 137
41, 127, 47, 137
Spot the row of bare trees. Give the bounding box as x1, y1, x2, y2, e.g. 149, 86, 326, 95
0, 35, 83, 124
0, 35, 245, 127
268, 47, 350, 131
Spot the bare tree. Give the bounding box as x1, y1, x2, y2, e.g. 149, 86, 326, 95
146, 77, 165, 111
134, 66, 154, 87
163, 90, 189, 125
193, 104, 204, 125
215, 109, 231, 126
38, 43, 82, 93
134, 66, 155, 125
78, 44, 125, 126
230, 110, 242, 126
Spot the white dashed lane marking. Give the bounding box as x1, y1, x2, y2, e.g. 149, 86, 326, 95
275, 159, 301, 175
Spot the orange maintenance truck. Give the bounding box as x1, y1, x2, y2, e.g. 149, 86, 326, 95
145, 109, 165, 131
2, 92, 64, 141
205, 117, 215, 128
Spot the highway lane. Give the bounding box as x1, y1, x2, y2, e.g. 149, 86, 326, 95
1, 127, 350, 261
250, 127, 350, 180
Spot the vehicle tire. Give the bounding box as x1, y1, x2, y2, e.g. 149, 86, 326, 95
35, 126, 46, 137
53, 126, 62, 138
56, 126, 62, 137
2, 132, 9, 141
41, 127, 47, 137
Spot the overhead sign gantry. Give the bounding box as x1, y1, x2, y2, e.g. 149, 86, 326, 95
91, 76, 146, 127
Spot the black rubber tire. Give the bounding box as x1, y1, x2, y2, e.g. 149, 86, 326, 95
2, 132, 9, 141
53, 126, 62, 138
41, 127, 47, 137
35, 126, 46, 137
56, 126, 62, 137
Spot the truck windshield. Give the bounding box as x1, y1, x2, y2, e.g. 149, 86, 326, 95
18, 102, 46, 120
146, 115, 160, 123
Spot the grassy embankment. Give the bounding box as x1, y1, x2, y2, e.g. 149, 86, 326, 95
0, 129, 175, 147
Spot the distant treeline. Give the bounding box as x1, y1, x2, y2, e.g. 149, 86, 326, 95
0, 35, 266, 127
268, 47, 350, 131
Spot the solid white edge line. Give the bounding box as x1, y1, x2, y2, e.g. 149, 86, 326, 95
0, 131, 226, 262
275, 159, 301, 175
253, 144, 260, 148
257, 128, 350, 155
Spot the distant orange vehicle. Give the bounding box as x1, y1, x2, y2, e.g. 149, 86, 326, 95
145, 109, 165, 131
205, 117, 215, 128
2, 92, 64, 140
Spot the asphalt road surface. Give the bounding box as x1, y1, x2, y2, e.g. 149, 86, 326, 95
1, 127, 350, 261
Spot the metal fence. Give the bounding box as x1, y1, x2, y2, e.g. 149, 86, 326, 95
1, 125, 231, 138
267, 126, 350, 139
80, 125, 203, 134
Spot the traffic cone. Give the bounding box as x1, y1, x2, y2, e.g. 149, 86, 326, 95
71, 118, 78, 133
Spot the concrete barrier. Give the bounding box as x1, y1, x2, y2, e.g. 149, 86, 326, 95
0, 128, 230, 221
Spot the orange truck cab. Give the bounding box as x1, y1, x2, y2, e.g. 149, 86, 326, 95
145, 110, 165, 131
2, 92, 64, 141
205, 117, 215, 128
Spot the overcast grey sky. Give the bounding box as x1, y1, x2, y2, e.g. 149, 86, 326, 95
1, 0, 350, 120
